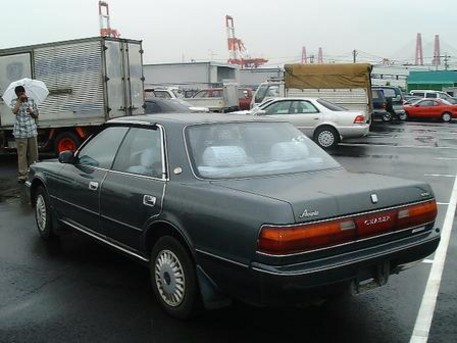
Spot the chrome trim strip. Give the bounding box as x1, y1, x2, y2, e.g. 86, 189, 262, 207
61, 219, 149, 262
261, 199, 436, 230
252, 234, 439, 276
195, 249, 249, 269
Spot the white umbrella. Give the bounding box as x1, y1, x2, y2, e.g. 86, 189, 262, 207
2, 78, 49, 105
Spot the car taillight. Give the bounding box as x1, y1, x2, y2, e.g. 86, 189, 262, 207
381, 102, 386, 109
353, 115, 366, 124
257, 200, 437, 255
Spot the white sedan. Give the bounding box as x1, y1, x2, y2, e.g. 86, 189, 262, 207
237, 97, 370, 148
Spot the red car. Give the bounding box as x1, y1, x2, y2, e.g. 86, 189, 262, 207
404, 98, 457, 122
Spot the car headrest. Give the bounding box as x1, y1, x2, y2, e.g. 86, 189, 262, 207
271, 141, 309, 161
202, 146, 248, 167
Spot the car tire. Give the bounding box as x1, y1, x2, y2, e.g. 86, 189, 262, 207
442, 112, 452, 122
314, 126, 340, 149
34, 185, 55, 240
55, 132, 81, 154
381, 112, 392, 122
150, 236, 199, 319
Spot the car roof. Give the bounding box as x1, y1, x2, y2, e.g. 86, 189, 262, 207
266, 97, 321, 101
108, 113, 284, 126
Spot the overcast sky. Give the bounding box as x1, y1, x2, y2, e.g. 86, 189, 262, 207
1, 0, 456, 66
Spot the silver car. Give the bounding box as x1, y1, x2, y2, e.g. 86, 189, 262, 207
248, 97, 370, 148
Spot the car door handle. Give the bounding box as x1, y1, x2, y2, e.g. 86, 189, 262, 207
143, 195, 157, 207
89, 182, 99, 191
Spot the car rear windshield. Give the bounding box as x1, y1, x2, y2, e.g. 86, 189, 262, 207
316, 99, 348, 111
186, 122, 341, 179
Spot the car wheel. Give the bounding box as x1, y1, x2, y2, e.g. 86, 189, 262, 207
55, 132, 81, 154
150, 236, 199, 319
314, 126, 340, 149
397, 112, 407, 121
34, 185, 55, 240
381, 112, 392, 122
442, 112, 452, 122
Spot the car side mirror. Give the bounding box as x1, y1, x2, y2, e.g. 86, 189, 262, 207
58, 150, 76, 164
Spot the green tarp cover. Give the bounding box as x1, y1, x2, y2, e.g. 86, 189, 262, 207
284, 63, 373, 89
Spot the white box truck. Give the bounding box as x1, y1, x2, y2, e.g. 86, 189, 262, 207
0, 36, 145, 153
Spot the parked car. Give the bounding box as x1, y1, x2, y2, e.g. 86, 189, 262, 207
145, 88, 210, 113
404, 98, 457, 122
409, 90, 457, 104
27, 113, 440, 319
144, 98, 192, 114
234, 97, 369, 149
372, 86, 406, 121
371, 89, 391, 122
403, 95, 422, 105
238, 87, 254, 110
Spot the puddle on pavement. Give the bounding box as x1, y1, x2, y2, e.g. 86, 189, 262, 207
0, 178, 30, 206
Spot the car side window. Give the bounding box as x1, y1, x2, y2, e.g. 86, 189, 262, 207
112, 127, 164, 178
419, 100, 433, 107
293, 100, 318, 113
264, 101, 292, 115
77, 126, 128, 169
427, 93, 437, 98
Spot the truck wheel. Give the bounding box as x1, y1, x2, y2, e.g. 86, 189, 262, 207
314, 126, 340, 149
150, 236, 199, 319
442, 112, 452, 122
381, 112, 392, 122
397, 112, 407, 121
55, 132, 80, 154
34, 185, 55, 240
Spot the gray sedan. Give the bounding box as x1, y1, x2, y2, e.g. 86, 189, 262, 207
27, 113, 439, 319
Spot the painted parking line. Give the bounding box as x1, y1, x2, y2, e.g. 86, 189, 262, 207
339, 143, 457, 150
410, 173, 457, 343
424, 174, 456, 178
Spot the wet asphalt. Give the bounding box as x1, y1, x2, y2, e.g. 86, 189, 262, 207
0, 119, 456, 343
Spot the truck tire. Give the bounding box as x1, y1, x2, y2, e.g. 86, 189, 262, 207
55, 132, 81, 154
381, 112, 392, 122
397, 112, 407, 121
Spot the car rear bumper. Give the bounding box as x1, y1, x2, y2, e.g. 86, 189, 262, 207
248, 229, 440, 306
338, 125, 370, 139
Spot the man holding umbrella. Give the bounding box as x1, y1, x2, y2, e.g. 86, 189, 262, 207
10, 85, 39, 183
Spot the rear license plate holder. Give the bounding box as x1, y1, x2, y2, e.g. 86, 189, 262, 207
350, 261, 390, 295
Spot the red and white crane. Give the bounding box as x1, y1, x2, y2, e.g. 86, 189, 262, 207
99, 1, 120, 38
225, 15, 267, 69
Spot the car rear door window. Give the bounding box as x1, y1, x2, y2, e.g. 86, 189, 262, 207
112, 127, 164, 178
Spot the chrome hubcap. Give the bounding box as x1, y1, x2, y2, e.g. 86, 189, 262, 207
35, 194, 47, 232
155, 249, 185, 307
318, 131, 335, 147
443, 114, 451, 122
